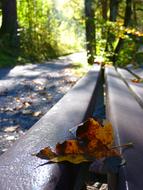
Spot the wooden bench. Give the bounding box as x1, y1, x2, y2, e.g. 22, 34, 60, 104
1, 63, 143, 190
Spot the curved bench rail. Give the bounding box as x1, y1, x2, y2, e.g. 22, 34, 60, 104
0, 65, 102, 190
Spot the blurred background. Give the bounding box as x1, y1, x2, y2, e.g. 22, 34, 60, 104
0, 0, 143, 68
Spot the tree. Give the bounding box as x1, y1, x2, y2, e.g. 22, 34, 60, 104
84, 0, 96, 64
105, 0, 120, 51
109, 0, 120, 22
101, 0, 108, 20
0, 0, 18, 46
113, 0, 133, 63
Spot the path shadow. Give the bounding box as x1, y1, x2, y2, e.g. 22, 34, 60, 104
0, 60, 78, 131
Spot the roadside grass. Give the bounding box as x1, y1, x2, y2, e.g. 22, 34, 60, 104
71, 61, 91, 77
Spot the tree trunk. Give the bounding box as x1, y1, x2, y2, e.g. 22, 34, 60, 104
101, 0, 108, 39
0, 0, 18, 46
109, 0, 119, 21
84, 0, 96, 65
105, 0, 119, 52
133, 1, 137, 26
101, 0, 108, 20
124, 0, 132, 27
113, 0, 132, 64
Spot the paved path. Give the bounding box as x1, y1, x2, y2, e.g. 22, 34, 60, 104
0, 52, 87, 155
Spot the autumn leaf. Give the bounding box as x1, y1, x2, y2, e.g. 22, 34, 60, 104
56, 140, 84, 155
131, 78, 143, 83
33, 111, 43, 117
34, 147, 57, 159
32, 80, 44, 86
76, 118, 113, 146
50, 154, 90, 164
23, 101, 32, 108
15, 97, 21, 102
33, 118, 122, 164
33, 146, 91, 164
4, 125, 19, 132
85, 140, 120, 159
22, 110, 33, 115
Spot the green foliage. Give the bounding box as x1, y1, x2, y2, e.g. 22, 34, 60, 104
95, 15, 143, 66
0, 34, 19, 67
1, 0, 143, 68
116, 38, 136, 67
17, 0, 84, 62
0, 51, 17, 68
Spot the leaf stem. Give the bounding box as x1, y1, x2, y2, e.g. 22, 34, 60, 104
111, 142, 133, 149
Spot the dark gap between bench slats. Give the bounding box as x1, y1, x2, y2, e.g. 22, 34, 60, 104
73, 67, 105, 190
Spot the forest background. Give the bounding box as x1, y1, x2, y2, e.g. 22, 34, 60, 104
0, 0, 143, 68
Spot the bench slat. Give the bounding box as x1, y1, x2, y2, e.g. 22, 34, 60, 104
0, 65, 101, 190
105, 66, 143, 190
117, 68, 143, 105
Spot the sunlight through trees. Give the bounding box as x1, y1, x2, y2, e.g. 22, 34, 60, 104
0, 0, 143, 67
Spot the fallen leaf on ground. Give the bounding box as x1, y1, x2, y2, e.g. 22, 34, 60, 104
15, 97, 32, 109
22, 110, 33, 115
32, 80, 44, 85
5, 107, 14, 112
33, 111, 43, 117
5, 136, 16, 141
46, 94, 52, 100
33, 118, 121, 164
23, 101, 32, 108
15, 97, 21, 102
4, 125, 19, 132
37, 86, 46, 91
